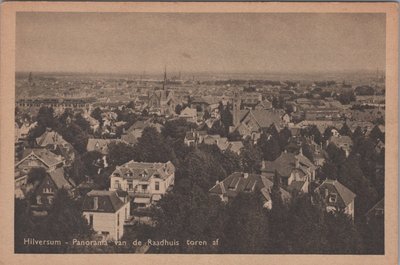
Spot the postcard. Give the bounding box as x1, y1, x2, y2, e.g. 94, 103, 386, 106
0, 2, 398, 265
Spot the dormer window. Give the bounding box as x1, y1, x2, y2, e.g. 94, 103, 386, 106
329, 193, 337, 203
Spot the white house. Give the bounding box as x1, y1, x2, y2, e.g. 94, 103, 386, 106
82, 190, 130, 240
314, 179, 356, 220
109, 160, 175, 207
179, 107, 197, 123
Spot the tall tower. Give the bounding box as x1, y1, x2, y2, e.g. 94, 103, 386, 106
162, 65, 167, 91
232, 91, 241, 127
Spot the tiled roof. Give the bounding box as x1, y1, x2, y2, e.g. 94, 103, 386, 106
262, 152, 315, 178
112, 160, 175, 181
365, 198, 384, 217
18, 148, 64, 168
209, 172, 290, 202
48, 167, 74, 190
287, 181, 306, 193
82, 190, 126, 213
35, 130, 68, 147
315, 179, 356, 208
330, 136, 353, 146
121, 133, 137, 145
87, 139, 125, 154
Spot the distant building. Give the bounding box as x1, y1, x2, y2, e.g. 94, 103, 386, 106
82, 190, 130, 240
230, 92, 287, 141
15, 148, 65, 174
314, 179, 356, 220
86, 138, 126, 155
184, 130, 207, 146
365, 198, 384, 223
109, 160, 175, 207
261, 151, 316, 193
209, 172, 291, 209
34, 168, 75, 207
179, 107, 197, 123
328, 135, 353, 157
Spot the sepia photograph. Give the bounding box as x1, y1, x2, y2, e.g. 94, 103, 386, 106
0, 2, 397, 263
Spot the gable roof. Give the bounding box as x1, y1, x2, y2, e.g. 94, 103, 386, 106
36, 130, 68, 147
112, 160, 175, 181
330, 135, 353, 146
315, 179, 356, 208
262, 152, 315, 177
82, 190, 126, 213
17, 148, 64, 168
209, 172, 290, 202
365, 198, 384, 217
86, 139, 125, 155
48, 167, 74, 190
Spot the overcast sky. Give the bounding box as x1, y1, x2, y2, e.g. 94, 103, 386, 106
16, 12, 386, 74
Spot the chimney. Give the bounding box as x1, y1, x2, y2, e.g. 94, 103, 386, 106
243, 173, 249, 179
295, 157, 299, 168
261, 160, 266, 169
93, 196, 98, 210
325, 188, 329, 198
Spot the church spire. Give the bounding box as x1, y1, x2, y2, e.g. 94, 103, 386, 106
162, 65, 167, 90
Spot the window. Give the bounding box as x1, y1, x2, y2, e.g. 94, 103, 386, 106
89, 214, 93, 227
329, 194, 337, 203
117, 213, 120, 226
114, 180, 121, 190
155, 182, 160, 191
93, 197, 98, 210
36, 195, 42, 205
125, 207, 127, 220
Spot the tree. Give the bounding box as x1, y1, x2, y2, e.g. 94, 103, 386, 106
326, 143, 346, 166
15, 190, 93, 253
300, 125, 322, 145
268, 170, 289, 253
175, 104, 183, 115
59, 122, 88, 153
324, 211, 363, 254
74, 113, 90, 133
301, 143, 314, 163
91, 107, 103, 125
257, 133, 281, 161
203, 109, 211, 120
339, 123, 352, 137
36, 106, 56, 128
352, 126, 364, 146
278, 127, 292, 150
220, 193, 269, 253
220, 105, 233, 129
338, 154, 378, 217
369, 125, 384, 143
320, 161, 338, 180
162, 118, 196, 141
208, 120, 227, 137
323, 127, 336, 142
133, 127, 177, 164
149, 186, 226, 253
239, 140, 262, 173
108, 141, 136, 167
27, 167, 47, 185
126, 101, 135, 109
